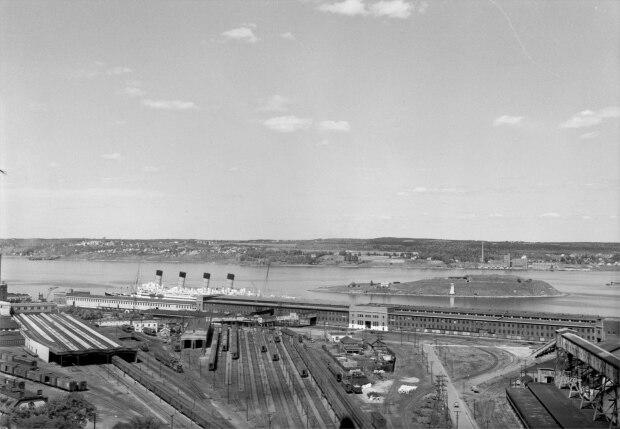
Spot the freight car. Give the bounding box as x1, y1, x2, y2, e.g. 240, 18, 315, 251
0, 362, 87, 391
222, 328, 229, 352
328, 364, 342, 382
153, 350, 183, 373
229, 328, 239, 360
208, 328, 221, 371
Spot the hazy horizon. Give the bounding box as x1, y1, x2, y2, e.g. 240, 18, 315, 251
1, 1, 619, 242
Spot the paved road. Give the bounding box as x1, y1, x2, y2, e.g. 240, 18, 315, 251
424, 343, 479, 429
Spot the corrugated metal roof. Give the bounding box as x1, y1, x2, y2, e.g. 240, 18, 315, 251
15, 313, 121, 353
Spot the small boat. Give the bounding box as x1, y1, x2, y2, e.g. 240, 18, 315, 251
606, 281, 616, 287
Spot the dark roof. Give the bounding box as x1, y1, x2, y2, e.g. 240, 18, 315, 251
0, 317, 19, 330
506, 388, 560, 428
340, 336, 361, 345
527, 383, 592, 428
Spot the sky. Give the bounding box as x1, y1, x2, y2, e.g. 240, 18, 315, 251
0, 0, 618, 242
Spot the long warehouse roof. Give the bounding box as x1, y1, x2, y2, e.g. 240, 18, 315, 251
15, 313, 122, 354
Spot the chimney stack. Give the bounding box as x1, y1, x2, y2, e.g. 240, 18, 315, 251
155, 270, 163, 286
178, 271, 187, 289
203, 272, 211, 288
226, 273, 235, 289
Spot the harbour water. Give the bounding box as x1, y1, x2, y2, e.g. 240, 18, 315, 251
2, 257, 619, 317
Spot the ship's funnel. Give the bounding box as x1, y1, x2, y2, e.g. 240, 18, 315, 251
227, 273, 235, 288
203, 272, 211, 288
178, 271, 187, 288
449, 282, 455, 296
155, 270, 163, 286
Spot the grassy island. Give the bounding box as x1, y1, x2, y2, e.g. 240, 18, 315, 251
319, 274, 563, 297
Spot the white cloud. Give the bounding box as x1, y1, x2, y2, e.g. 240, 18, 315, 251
142, 166, 160, 173
539, 212, 560, 218
318, 0, 419, 18
222, 26, 258, 43
560, 106, 620, 129
317, 139, 330, 146
493, 115, 523, 126
582, 215, 592, 220
101, 152, 122, 161
48, 161, 60, 168
370, 0, 412, 18
318, 0, 368, 16
579, 131, 600, 139
398, 186, 467, 196
318, 120, 351, 132
120, 86, 146, 98
142, 99, 198, 110
106, 66, 133, 76
259, 95, 290, 112
263, 116, 312, 133
280, 32, 296, 40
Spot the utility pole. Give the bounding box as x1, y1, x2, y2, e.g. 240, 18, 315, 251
170, 413, 174, 429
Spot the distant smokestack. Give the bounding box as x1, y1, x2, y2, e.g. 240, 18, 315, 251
227, 273, 235, 288
178, 271, 187, 288
155, 270, 163, 286
203, 272, 211, 288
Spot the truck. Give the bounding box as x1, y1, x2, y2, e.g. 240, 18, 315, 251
142, 327, 157, 336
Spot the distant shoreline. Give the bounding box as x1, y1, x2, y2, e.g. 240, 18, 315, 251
7, 255, 618, 271
312, 288, 569, 299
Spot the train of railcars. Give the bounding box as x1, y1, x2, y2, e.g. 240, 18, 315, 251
221, 327, 229, 352
0, 360, 87, 392
208, 328, 221, 371
229, 327, 239, 360
327, 363, 342, 382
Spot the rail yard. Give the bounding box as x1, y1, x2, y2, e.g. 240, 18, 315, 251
0, 276, 618, 428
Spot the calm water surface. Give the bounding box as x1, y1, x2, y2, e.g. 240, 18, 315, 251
2, 258, 619, 317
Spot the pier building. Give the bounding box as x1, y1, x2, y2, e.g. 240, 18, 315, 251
66, 292, 606, 343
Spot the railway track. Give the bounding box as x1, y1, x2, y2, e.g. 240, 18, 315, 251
277, 339, 335, 428
294, 342, 375, 429
242, 328, 262, 421
112, 357, 232, 429
248, 329, 275, 418
98, 364, 200, 429
263, 333, 302, 428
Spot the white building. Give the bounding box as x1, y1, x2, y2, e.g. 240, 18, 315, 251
348, 305, 388, 332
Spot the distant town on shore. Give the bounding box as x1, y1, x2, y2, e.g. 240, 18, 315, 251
1, 238, 618, 271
